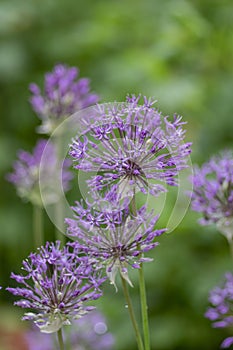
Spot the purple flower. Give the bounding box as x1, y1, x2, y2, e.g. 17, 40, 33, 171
70, 95, 191, 198
24, 311, 115, 350
29, 64, 99, 134
7, 241, 105, 333
221, 337, 233, 349
65, 199, 166, 288
7, 139, 73, 206
191, 151, 233, 240
205, 273, 233, 347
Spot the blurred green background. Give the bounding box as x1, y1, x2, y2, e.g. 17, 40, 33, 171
1, 0, 233, 349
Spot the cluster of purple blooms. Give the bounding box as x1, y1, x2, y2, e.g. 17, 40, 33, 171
7, 64, 99, 207
65, 95, 191, 288
6, 62, 233, 350
205, 273, 233, 349
66, 197, 166, 288
7, 139, 73, 206
7, 241, 105, 333
191, 151, 233, 240
7, 64, 194, 349
191, 151, 233, 348
70, 95, 191, 198
30, 64, 99, 134
6, 64, 107, 340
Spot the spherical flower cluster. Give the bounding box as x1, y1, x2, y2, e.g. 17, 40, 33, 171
191, 151, 233, 240
205, 272, 233, 348
7, 139, 73, 206
7, 241, 105, 333
24, 311, 115, 350
65, 198, 166, 288
70, 95, 191, 199
30, 64, 99, 134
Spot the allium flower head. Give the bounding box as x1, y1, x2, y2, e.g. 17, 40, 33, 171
24, 311, 115, 350
69, 95, 191, 198
65, 198, 166, 288
30, 64, 99, 134
205, 272, 233, 348
191, 151, 233, 240
7, 241, 105, 333
7, 139, 73, 206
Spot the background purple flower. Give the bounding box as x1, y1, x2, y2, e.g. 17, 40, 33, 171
24, 311, 115, 350
7, 241, 105, 333
7, 139, 73, 206
205, 272, 233, 348
30, 64, 99, 134
221, 337, 233, 349
70, 95, 191, 199
65, 199, 166, 288
191, 151, 233, 240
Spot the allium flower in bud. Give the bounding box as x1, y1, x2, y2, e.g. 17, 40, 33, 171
7, 139, 73, 206
70, 95, 191, 198
24, 311, 115, 350
205, 272, 233, 348
6, 241, 105, 333
29, 64, 99, 134
65, 200, 166, 289
191, 151, 233, 240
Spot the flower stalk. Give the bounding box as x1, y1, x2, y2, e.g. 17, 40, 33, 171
121, 275, 144, 350
131, 194, 150, 350
57, 328, 65, 350
138, 264, 150, 350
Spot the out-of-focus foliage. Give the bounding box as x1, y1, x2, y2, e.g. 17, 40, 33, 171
1, 0, 233, 349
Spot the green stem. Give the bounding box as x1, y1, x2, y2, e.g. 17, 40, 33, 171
33, 205, 43, 248
130, 193, 150, 349
138, 264, 150, 350
121, 275, 144, 350
57, 328, 65, 350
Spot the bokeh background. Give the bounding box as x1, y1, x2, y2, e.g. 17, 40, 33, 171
1, 0, 233, 349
